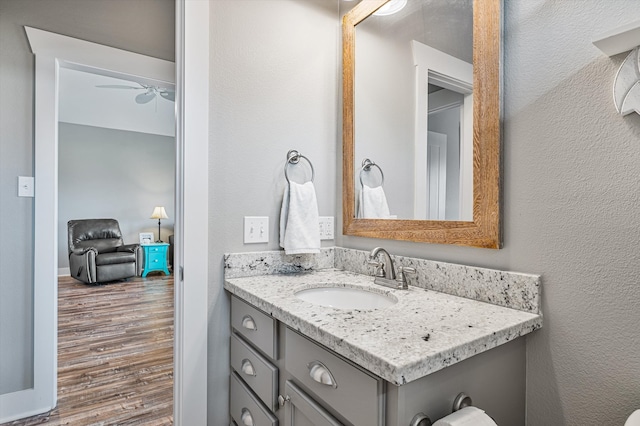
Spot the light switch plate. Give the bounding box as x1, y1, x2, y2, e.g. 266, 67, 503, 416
244, 216, 269, 243
319, 216, 334, 240
18, 176, 34, 197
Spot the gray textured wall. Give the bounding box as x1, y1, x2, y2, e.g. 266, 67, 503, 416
208, 0, 339, 423
0, 0, 173, 396
339, 1, 640, 424
58, 123, 175, 269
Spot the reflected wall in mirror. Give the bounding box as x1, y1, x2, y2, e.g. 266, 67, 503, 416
354, 2, 473, 221
343, 0, 502, 248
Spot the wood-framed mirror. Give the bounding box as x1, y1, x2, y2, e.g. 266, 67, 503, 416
342, 0, 502, 248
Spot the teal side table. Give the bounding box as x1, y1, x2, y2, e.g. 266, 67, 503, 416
141, 243, 170, 277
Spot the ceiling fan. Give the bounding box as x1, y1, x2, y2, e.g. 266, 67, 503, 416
96, 83, 175, 104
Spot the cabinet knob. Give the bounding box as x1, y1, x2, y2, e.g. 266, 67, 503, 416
241, 359, 255, 377
241, 315, 257, 331
240, 408, 254, 426
278, 394, 290, 407
307, 360, 337, 388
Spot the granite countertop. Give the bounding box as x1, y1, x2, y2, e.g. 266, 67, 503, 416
224, 268, 542, 386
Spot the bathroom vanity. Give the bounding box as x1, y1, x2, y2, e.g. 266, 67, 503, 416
224, 253, 542, 426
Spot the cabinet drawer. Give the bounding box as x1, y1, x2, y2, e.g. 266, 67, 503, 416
230, 371, 278, 426
147, 252, 165, 264
231, 296, 277, 359
285, 328, 383, 426
231, 332, 278, 411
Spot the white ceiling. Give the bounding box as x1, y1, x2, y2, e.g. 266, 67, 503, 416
58, 67, 175, 137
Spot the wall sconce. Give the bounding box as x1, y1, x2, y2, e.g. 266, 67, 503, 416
150, 206, 169, 242
373, 0, 407, 16
614, 47, 640, 116
593, 20, 640, 116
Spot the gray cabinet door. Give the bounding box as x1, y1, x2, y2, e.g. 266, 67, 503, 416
284, 381, 343, 426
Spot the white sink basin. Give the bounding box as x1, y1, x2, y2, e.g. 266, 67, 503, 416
295, 286, 397, 310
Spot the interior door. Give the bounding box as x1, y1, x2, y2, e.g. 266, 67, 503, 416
427, 131, 447, 220
284, 381, 342, 426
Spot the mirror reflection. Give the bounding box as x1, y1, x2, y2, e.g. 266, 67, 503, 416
354, 0, 473, 221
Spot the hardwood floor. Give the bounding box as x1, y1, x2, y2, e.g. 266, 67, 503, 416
3, 274, 174, 426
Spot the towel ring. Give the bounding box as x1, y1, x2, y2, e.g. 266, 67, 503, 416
284, 149, 315, 184
359, 158, 384, 188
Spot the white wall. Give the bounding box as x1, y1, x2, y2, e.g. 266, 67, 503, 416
208, 0, 339, 423
0, 0, 173, 396
58, 123, 175, 269
339, 1, 640, 424
355, 21, 415, 219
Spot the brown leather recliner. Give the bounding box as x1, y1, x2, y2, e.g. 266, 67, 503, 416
67, 219, 143, 284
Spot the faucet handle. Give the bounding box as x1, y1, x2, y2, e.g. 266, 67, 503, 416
367, 259, 385, 277
401, 267, 416, 275
396, 266, 416, 289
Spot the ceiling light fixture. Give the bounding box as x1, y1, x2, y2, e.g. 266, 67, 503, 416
373, 0, 407, 16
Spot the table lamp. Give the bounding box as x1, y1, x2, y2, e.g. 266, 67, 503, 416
150, 206, 169, 242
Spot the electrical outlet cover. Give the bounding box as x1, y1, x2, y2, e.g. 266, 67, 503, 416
319, 216, 334, 240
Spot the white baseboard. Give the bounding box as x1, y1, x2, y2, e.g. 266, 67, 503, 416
58, 267, 70, 276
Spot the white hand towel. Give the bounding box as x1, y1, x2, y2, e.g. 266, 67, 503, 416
359, 184, 391, 219
279, 181, 320, 255
433, 407, 497, 426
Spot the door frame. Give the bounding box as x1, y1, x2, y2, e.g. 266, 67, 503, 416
412, 40, 473, 221
0, 8, 208, 422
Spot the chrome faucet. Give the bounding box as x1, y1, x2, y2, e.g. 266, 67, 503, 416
368, 247, 416, 290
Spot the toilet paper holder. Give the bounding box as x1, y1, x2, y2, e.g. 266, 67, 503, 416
452, 392, 473, 412
409, 412, 432, 426
409, 393, 474, 426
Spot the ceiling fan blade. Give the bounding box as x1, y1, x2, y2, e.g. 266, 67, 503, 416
135, 91, 156, 104
160, 91, 175, 101
96, 84, 143, 89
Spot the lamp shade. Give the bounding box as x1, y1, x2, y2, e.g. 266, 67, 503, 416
150, 206, 169, 220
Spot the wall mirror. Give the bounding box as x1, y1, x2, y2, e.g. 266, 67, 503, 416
342, 0, 502, 248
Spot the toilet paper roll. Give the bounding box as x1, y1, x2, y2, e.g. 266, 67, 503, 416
626, 409, 640, 426
432, 406, 497, 426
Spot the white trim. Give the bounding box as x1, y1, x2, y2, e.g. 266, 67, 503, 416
57, 267, 70, 276
173, 0, 209, 424
2, 25, 206, 424
25, 27, 174, 84
412, 40, 473, 221
593, 19, 640, 56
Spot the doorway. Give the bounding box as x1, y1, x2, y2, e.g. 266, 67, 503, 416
0, 24, 208, 425
56, 66, 175, 423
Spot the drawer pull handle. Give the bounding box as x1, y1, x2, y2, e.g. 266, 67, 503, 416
240, 408, 254, 426
241, 315, 257, 331
241, 359, 256, 376
307, 360, 337, 388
